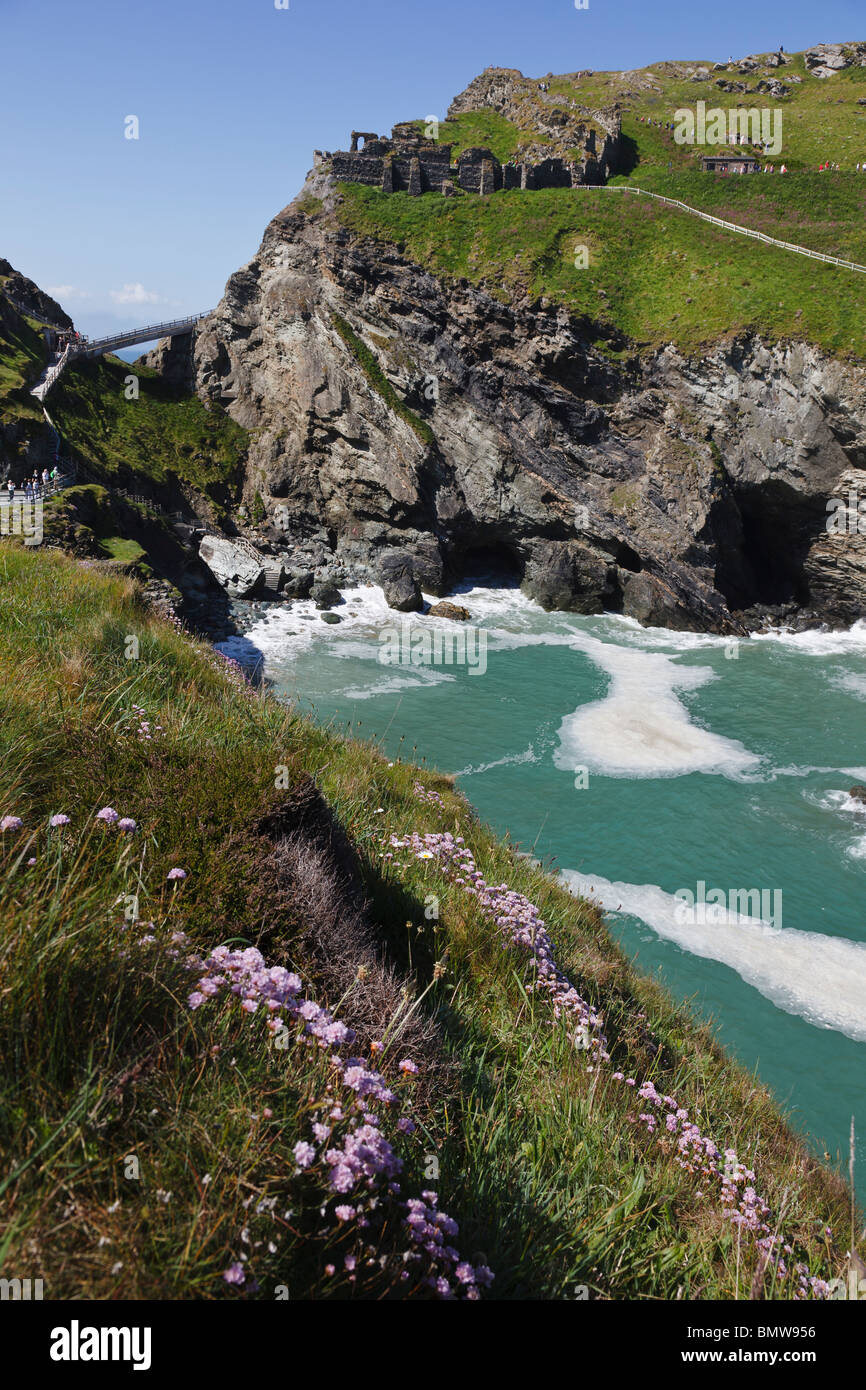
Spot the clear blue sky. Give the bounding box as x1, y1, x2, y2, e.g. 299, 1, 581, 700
1, 0, 861, 337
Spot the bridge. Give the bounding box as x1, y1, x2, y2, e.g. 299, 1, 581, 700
26, 310, 212, 401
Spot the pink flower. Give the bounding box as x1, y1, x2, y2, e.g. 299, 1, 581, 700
96, 807, 119, 824
398, 1059, 419, 1075
49, 813, 70, 828
0, 815, 23, 832
222, 1263, 245, 1286
293, 1141, 315, 1169
167, 868, 187, 881
117, 818, 137, 833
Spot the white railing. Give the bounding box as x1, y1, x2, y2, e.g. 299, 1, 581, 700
79, 313, 211, 355
31, 344, 74, 400
576, 184, 866, 274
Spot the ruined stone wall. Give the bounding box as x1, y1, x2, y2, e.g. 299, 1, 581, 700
457, 148, 502, 194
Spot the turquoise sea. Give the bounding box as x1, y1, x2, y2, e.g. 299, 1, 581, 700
218, 583, 866, 1197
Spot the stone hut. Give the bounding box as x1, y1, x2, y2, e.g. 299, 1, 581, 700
700, 154, 760, 174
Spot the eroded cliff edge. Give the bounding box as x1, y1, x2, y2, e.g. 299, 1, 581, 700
147, 171, 866, 633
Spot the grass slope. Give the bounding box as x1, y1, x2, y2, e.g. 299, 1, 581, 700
50, 353, 248, 498
0, 542, 858, 1300
338, 183, 866, 356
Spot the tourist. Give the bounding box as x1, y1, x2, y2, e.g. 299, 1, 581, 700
5, 479, 13, 502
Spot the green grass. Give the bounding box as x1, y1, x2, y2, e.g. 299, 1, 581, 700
0, 305, 48, 425
41, 483, 190, 580
50, 353, 248, 499
0, 543, 858, 1299
331, 310, 435, 444
338, 182, 866, 356
549, 48, 866, 173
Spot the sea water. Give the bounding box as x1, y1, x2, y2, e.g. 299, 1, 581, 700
217, 584, 866, 1195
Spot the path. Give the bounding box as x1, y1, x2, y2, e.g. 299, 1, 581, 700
578, 184, 866, 274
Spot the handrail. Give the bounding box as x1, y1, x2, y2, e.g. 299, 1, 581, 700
81, 313, 210, 351
575, 184, 866, 274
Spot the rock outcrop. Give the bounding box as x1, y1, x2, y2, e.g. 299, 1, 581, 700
147, 169, 866, 634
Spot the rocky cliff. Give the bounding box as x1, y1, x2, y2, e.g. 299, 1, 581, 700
146, 173, 866, 633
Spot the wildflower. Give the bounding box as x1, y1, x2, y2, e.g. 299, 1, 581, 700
334, 1205, 356, 1221
117, 818, 137, 833
110, 1262, 123, 1276
398, 1059, 419, 1075
223, 1263, 245, 1286
167, 867, 187, 881
263, 1108, 273, 1119
96, 807, 120, 824
293, 1141, 316, 1170
324, 1264, 336, 1277
27, 857, 36, 866
49, 813, 70, 827
0, 815, 23, 832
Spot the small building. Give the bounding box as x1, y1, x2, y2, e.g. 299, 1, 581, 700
700, 155, 760, 174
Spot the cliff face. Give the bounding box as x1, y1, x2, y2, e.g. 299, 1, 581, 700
148, 173, 866, 632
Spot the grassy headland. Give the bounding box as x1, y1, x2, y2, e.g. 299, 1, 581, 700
0, 543, 858, 1300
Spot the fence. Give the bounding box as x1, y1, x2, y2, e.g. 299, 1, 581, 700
575, 184, 866, 274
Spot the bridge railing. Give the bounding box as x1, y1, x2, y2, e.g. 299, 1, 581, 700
80, 313, 211, 354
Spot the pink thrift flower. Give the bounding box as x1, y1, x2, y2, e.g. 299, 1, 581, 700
222, 1263, 245, 1286
167, 867, 187, 881
117, 818, 137, 833
49, 813, 70, 827
0, 815, 23, 832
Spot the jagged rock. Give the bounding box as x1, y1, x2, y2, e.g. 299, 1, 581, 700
311, 578, 342, 609
199, 535, 264, 598
428, 601, 471, 620
849, 786, 866, 805
378, 551, 422, 612
0, 260, 73, 329
161, 157, 866, 635
282, 568, 314, 598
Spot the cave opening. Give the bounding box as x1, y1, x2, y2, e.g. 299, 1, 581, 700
449, 541, 525, 589
716, 481, 823, 611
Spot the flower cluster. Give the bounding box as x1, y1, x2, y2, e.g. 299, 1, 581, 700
413, 782, 445, 810
187, 942, 491, 1299
130, 704, 163, 743
387, 826, 832, 1299
389, 830, 609, 1062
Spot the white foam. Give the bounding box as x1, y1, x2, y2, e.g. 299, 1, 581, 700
563, 870, 866, 1042
829, 669, 866, 701
553, 632, 760, 779
751, 620, 866, 657
450, 744, 540, 778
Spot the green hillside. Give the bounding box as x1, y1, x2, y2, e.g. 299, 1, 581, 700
0, 544, 857, 1299
338, 182, 866, 356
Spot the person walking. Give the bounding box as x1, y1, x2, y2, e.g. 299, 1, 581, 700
6, 479, 13, 503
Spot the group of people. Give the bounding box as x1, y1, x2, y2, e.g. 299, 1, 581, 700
4, 469, 57, 503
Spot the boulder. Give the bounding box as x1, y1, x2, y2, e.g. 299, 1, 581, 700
379, 550, 423, 612
281, 568, 314, 598
849, 786, 866, 806
428, 601, 471, 621
320, 611, 342, 624
198, 535, 264, 598
522, 541, 616, 613
311, 579, 342, 610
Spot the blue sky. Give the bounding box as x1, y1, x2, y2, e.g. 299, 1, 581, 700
1, 0, 861, 337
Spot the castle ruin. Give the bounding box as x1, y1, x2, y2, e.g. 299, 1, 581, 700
315, 123, 607, 196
